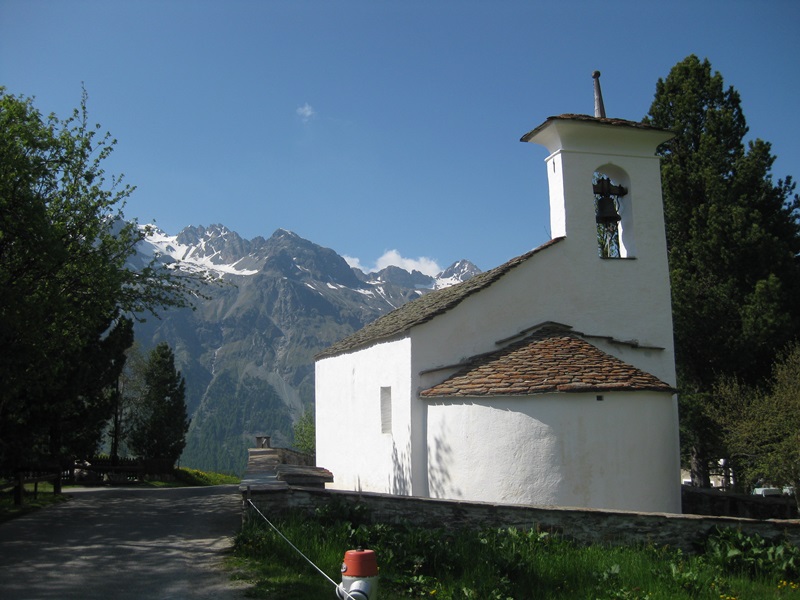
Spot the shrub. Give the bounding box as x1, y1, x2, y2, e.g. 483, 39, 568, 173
705, 527, 800, 579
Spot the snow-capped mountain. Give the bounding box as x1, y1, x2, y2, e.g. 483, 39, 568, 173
434, 259, 482, 289
131, 224, 479, 474
138, 224, 476, 288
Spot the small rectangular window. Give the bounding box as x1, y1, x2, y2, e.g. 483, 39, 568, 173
380, 386, 392, 434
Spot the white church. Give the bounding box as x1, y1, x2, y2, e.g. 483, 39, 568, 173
315, 79, 682, 514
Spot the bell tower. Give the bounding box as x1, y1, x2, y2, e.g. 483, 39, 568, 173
520, 73, 674, 262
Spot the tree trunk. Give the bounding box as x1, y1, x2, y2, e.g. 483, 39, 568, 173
690, 445, 711, 487
13, 472, 23, 506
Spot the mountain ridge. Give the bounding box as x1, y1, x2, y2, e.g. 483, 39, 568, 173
141, 223, 480, 284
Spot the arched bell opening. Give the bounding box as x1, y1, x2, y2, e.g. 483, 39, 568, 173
593, 166, 634, 258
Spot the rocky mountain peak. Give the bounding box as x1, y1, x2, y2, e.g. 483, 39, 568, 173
366, 265, 435, 289
435, 259, 481, 288
173, 224, 251, 266
260, 229, 364, 288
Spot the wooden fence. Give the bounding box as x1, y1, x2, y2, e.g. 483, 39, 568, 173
1, 470, 62, 506
2, 457, 175, 506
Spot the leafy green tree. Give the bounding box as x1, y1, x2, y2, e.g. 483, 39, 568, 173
0, 88, 204, 474
645, 56, 800, 485
128, 343, 190, 467
714, 344, 800, 508
292, 408, 316, 456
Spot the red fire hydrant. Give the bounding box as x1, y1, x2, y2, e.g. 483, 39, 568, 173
336, 548, 378, 600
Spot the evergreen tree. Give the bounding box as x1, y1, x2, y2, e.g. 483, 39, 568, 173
645, 56, 800, 485
292, 408, 316, 456
51, 317, 135, 462
128, 343, 190, 467
108, 343, 148, 461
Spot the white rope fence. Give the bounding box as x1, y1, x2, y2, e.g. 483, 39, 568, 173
245, 498, 359, 600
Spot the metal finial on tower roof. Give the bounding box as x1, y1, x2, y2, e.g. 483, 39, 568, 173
592, 70, 606, 118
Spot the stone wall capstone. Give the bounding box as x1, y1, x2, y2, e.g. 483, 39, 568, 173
242, 485, 800, 554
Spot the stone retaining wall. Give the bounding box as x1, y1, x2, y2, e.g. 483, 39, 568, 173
243, 484, 800, 554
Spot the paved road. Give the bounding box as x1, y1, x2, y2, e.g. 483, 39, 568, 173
0, 485, 250, 599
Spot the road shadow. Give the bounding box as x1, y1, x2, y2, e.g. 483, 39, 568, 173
0, 485, 248, 599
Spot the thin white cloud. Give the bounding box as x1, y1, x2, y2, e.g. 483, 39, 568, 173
342, 255, 364, 271
375, 250, 442, 277
296, 103, 316, 123
344, 251, 442, 277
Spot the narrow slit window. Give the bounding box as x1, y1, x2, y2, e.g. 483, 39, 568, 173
380, 386, 392, 434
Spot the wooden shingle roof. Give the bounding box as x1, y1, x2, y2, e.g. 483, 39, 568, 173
316, 237, 565, 359
420, 325, 675, 398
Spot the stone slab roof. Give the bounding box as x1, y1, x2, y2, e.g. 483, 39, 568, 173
420, 325, 675, 398
239, 447, 333, 493
316, 237, 565, 360
520, 114, 669, 143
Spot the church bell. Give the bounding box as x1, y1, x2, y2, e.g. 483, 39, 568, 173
593, 177, 626, 224
595, 195, 621, 224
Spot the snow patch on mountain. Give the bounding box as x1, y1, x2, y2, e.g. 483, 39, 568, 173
434, 259, 482, 289
138, 225, 260, 276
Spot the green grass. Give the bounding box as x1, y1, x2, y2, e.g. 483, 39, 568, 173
230, 505, 800, 600
129, 467, 240, 487
174, 467, 240, 486
0, 483, 70, 523
0, 468, 239, 522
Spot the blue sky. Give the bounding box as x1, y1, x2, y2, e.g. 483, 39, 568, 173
2, 1, 798, 274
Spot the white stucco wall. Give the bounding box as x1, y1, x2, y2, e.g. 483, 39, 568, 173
315, 337, 417, 494
425, 391, 681, 513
